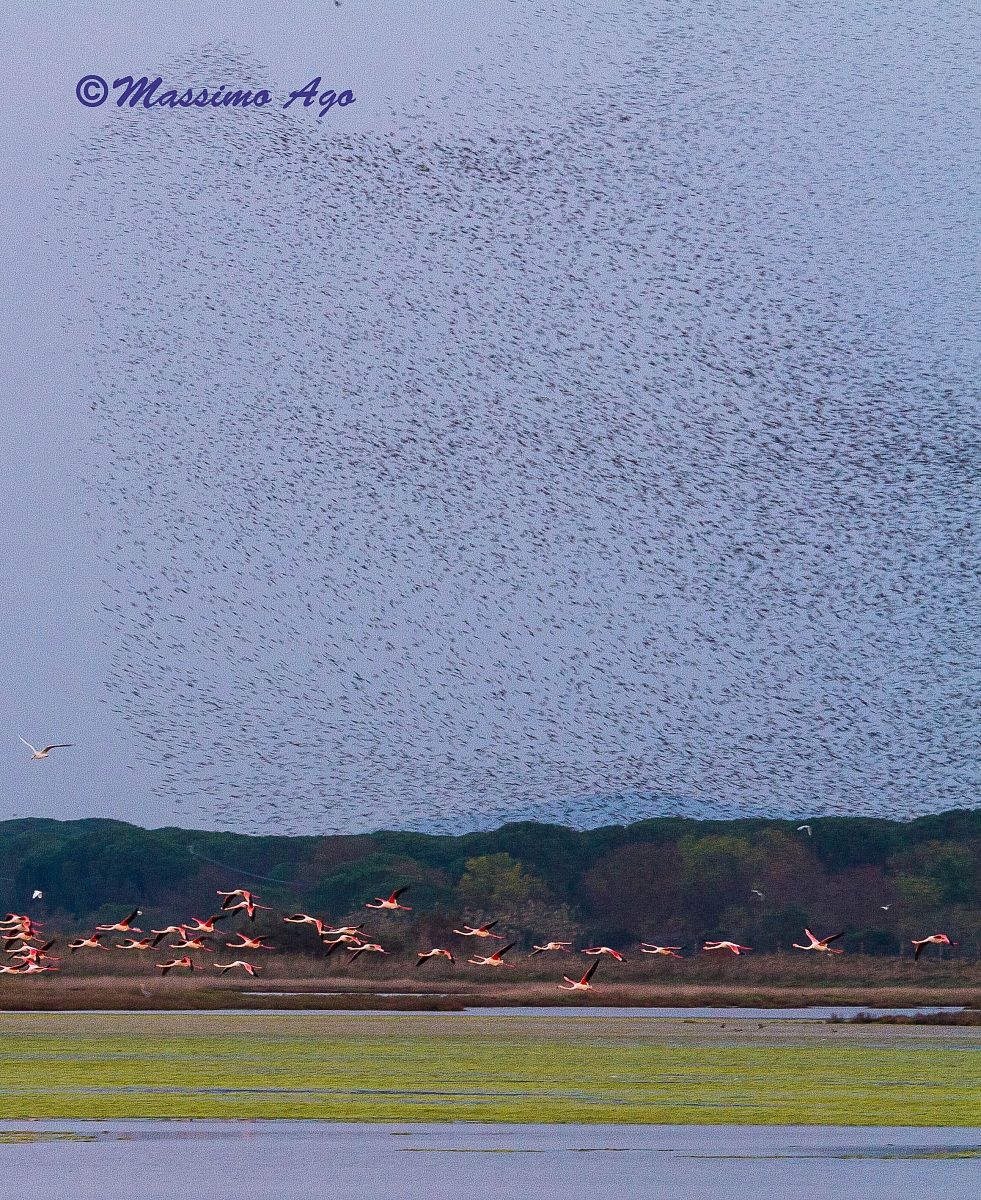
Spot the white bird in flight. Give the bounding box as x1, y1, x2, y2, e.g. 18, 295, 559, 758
19, 738, 73, 761
796, 824, 812, 836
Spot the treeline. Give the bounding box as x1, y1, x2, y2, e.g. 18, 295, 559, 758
1, 809, 978, 955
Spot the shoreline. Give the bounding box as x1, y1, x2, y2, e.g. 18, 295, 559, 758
1, 978, 978, 1012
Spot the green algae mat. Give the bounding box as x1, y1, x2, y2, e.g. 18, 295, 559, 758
2, 1012, 978, 1124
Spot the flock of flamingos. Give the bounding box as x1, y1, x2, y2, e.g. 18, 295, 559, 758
0, 884, 959, 988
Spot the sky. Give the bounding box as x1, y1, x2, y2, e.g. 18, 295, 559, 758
0, 1, 976, 834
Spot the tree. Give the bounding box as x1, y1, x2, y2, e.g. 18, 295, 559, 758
678, 835, 755, 926
455, 853, 545, 913
582, 843, 683, 940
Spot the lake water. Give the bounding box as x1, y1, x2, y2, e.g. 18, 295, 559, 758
0, 1121, 977, 1199
241, 1000, 967, 1020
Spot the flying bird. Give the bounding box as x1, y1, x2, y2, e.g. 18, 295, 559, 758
19, 738, 73, 761
225, 933, 274, 951
156, 957, 195, 975
792, 928, 844, 954
640, 944, 683, 958
468, 942, 516, 966
416, 948, 455, 966
96, 909, 142, 933
702, 941, 752, 955
529, 941, 572, 955
214, 960, 261, 976
453, 921, 505, 939
559, 960, 599, 991
365, 887, 412, 911
912, 933, 957, 961
68, 934, 108, 952
347, 942, 386, 962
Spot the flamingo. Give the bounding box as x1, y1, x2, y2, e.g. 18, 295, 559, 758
13, 961, 58, 973
559, 961, 599, 991
365, 887, 412, 911
156, 957, 195, 975
2, 916, 41, 936
68, 933, 108, 952
225, 933, 274, 951
284, 914, 327, 936
468, 942, 516, 967
793, 928, 844, 954
168, 936, 210, 951
9, 942, 58, 964
115, 938, 156, 951
417, 948, 455, 966
2, 929, 39, 945
323, 934, 363, 955
222, 897, 270, 921
453, 921, 505, 939
702, 941, 752, 955
912, 933, 958, 961
149, 924, 186, 938
529, 941, 572, 956
347, 942, 386, 962
19, 737, 73, 761
96, 909, 142, 933
321, 925, 365, 937
184, 915, 228, 933
582, 946, 624, 961
640, 944, 683, 958
217, 889, 257, 908
214, 960, 261, 976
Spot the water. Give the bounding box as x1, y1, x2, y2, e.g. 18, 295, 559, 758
239, 1000, 967, 1021
0, 1121, 977, 1199
457, 1006, 967, 1020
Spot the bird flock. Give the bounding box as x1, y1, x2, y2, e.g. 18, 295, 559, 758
57, 2, 975, 837
0, 884, 957, 983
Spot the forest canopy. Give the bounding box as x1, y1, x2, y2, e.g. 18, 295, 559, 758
1, 809, 978, 954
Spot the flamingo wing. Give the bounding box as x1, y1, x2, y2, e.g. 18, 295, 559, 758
582, 960, 599, 983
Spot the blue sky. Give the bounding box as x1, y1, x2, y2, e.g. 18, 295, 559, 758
0, 2, 976, 833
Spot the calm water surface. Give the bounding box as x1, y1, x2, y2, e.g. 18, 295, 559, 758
0, 1121, 977, 1199
241, 1001, 966, 1020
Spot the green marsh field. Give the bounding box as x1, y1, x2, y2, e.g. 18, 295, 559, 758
3, 1012, 978, 1124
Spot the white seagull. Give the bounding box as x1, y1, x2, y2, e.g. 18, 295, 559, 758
19, 738, 73, 761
